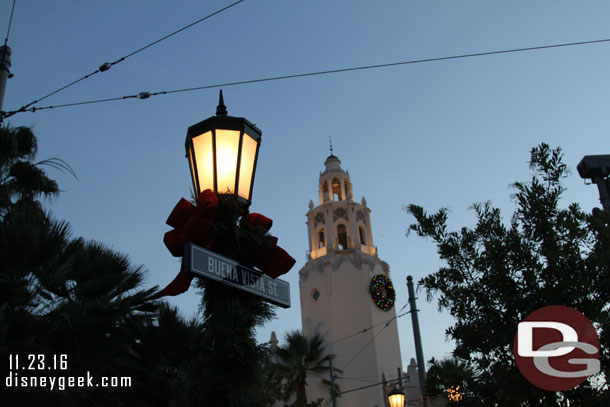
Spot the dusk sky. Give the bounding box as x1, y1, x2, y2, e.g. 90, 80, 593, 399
2, 1, 609, 371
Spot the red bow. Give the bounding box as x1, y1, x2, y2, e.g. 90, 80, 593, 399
239, 213, 296, 279
159, 190, 295, 296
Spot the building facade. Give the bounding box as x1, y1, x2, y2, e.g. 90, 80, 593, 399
299, 154, 420, 407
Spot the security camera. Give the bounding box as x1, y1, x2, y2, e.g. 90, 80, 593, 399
577, 155, 610, 179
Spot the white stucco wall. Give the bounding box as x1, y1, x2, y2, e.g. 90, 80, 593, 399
300, 251, 404, 407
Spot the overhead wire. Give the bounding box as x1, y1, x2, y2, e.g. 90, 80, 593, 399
313, 373, 426, 401
340, 307, 408, 372
1, 0, 244, 119
337, 374, 399, 395
310, 372, 380, 384
3, 36, 609, 120
328, 303, 409, 346
4, 0, 16, 46
334, 376, 380, 383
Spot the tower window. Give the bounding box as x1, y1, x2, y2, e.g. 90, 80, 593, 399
332, 177, 342, 201
337, 224, 348, 250
359, 225, 366, 245
318, 228, 325, 248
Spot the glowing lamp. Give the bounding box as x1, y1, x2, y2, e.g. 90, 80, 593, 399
388, 387, 405, 407
185, 91, 261, 206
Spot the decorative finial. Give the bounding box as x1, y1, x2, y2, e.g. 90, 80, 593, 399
329, 136, 334, 156
216, 90, 228, 116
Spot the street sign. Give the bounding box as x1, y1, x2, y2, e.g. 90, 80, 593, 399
183, 243, 291, 308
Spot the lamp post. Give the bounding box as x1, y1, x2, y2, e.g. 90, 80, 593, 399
164, 91, 293, 406
185, 90, 261, 207
388, 366, 406, 407
182, 91, 269, 407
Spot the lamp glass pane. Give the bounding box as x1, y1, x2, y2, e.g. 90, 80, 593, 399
238, 133, 257, 200
191, 131, 213, 193
215, 129, 240, 194
388, 393, 405, 407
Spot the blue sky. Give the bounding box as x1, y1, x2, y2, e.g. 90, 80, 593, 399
2, 1, 609, 370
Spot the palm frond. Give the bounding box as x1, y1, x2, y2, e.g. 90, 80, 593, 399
35, 157, 79, 180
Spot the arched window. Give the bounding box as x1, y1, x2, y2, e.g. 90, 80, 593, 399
332, 177, 342, 201
359, 225, 366, 245
318, 228, 325, 248
345, 182, 351, 200
337, 224, 348, 250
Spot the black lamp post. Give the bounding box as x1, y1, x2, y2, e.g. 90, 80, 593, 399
185, 90, 262, 207
182, 91, 268, 407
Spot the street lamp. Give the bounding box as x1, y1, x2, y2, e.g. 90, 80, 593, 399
577, 154, 610, 213
388, 387, 405, 407
185, 90, 262, 207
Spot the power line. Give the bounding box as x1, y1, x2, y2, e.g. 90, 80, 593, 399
4, 0, 16, 46
341, 317, 396, 371
3, 36, 609, 119
334, 376, 380, 383
2, 0, 244, 119
117, 0, 244, 63
328, 303, 409, 346
339, 378, 424, 403
315, 373, 426, 402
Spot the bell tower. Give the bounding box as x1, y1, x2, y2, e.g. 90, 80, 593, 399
300, 154, 408, 407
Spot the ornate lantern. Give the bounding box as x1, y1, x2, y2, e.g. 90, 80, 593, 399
185, 91, 262, 206
387, 387, 405, 407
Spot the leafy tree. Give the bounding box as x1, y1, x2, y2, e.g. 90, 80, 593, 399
406, 144, 610, 406
275, 330, 336, 407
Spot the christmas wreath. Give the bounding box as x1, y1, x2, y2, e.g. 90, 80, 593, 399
370, 274, 395, 311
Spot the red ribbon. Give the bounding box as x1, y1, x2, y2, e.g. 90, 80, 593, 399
159, 190, 295, 296
239, 213, 296, 279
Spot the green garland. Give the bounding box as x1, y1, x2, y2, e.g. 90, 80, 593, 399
370, 274, 395, 311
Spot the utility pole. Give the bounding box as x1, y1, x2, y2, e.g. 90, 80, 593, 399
1, 0, 17, 121
407, 275, 428, 407
397, 366, 403, 390
0, 44, 11, 115
329, 359, 337, 407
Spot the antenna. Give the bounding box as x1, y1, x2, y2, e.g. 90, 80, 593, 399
329, 136, 334, 156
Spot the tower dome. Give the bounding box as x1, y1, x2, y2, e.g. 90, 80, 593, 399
318, 154, 354, 204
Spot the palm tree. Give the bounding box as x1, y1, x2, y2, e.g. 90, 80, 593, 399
426, 356, 476, 405
0, 125, 161, 406
126, 303, 206, 407
0, 125, 77, 218
275, 330, 336, 407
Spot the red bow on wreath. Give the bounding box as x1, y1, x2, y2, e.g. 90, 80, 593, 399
159, 190, 295, 296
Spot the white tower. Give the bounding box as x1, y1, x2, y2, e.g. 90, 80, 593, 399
299, 154, 408, 407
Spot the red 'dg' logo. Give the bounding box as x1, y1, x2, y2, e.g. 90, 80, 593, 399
513, 305, 600, 391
